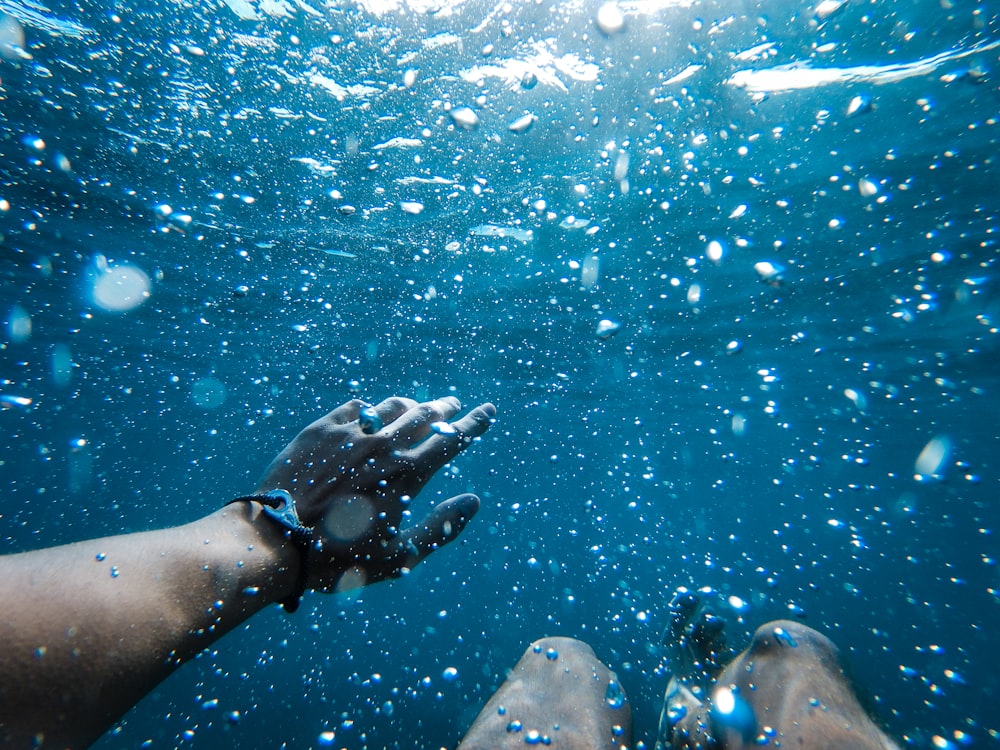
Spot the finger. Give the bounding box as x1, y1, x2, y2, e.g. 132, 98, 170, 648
369, 396, 420, 429
408, 402, 496, 466
323, 399, 365, 425
383, 396, 462, 444
400, 493, 480, 567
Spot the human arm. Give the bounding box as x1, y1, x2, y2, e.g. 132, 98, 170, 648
0, 395, 495, 749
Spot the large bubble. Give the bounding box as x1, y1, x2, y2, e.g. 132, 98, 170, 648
90, 262, 151, 312
191, 377, 227, 409
0, 14, 27, 60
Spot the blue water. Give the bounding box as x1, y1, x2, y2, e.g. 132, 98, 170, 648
1, 0, 998, 747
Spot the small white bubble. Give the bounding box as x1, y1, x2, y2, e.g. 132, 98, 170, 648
0, 394, 32, 410
846, 94, 873, 117
430, 420, 457, 435
754, 260, 786, 285
595, 319, 621, 340
915, 435, 951, 479
706, 240, 725, 263
858, 178, 879, 197
450, 106, 479, 129
596, 2, 625, 34
508, 113, 537, 134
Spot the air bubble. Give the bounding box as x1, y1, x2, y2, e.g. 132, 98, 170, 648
596, 319, 622, 340
90, 261, 151, 312
605, 679, 625, 708
596, 2, 625, 34
359, 405, 383, 434
192, 377, 227, 410
450, 107, 480, 129
509, 113, 537, 134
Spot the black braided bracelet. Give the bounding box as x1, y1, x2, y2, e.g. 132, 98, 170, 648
225, 489, 313, 613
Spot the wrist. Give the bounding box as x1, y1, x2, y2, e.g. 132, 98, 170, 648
210, 501, 301, 610
225, 491, 314, 612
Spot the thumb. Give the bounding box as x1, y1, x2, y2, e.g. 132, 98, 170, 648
402, 493, 480, 566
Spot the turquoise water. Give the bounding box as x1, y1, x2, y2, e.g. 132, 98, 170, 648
1, 0, 998, 747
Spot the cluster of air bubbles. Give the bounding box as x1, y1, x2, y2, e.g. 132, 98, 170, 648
19, 133, 71, 171
153, 204, 193, 234
786, 601, 807, 619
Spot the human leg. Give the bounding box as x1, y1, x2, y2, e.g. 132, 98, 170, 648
661, 619, 899, 750
457, 636, 632, 749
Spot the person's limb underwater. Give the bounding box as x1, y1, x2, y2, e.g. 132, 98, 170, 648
0, 395, 495, 749
458, 636, 633, 750
662, 619, 899, 750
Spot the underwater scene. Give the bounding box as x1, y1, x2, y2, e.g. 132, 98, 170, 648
1, 0, 998, 747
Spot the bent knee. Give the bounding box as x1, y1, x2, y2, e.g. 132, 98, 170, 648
526, 636, 598, 662
746, 620, 840, 664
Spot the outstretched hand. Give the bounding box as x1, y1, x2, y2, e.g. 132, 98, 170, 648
257, 396, 495, 591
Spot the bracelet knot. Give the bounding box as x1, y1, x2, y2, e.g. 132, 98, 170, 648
226, 490, 312, 613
